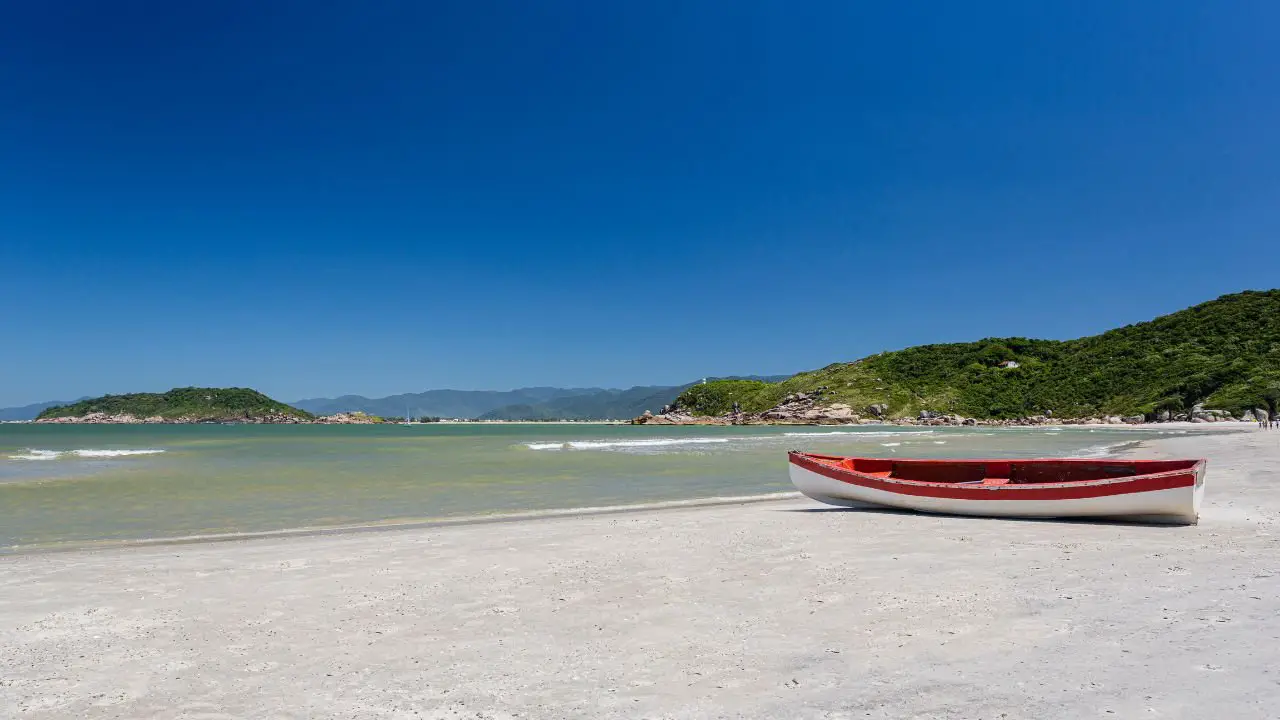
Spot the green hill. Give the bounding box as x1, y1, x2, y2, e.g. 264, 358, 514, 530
674, 290, 1280, 420
36, 387, 314, 422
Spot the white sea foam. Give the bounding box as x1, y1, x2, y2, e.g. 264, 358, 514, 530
525, 438, 731, 451
881, 442, 902, 447
73, 449, 165, 458
1070, 443, 1126, 459
8, 449, 62, 461
6, 448, 165, 460
933, 441, 947, 444
782, 430, 935, 438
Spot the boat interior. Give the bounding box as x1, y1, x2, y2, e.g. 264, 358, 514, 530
811, 456, 1201, 485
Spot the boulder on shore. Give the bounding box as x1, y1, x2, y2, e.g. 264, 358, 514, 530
630, 411, 729, 426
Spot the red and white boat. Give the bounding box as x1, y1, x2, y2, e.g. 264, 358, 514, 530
788, 452, 1206, 525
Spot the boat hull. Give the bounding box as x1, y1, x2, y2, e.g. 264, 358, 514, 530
789, 454, 1205, 525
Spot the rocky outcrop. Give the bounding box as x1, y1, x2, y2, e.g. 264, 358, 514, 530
630, 410, 729, 426
314, 412, 381, 424
37, 412, 143, 424
894, 411, 973, 427
244, 412, 310, 424
630, 392, 1254, 427
760, 393, 860, 424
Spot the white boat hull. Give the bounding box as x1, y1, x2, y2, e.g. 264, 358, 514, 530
789, 463, 1203, 525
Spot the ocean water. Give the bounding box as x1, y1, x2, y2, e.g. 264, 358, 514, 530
0, 423, 1197, 552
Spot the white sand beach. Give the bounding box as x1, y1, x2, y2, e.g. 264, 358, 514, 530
4, 429, 1280, 719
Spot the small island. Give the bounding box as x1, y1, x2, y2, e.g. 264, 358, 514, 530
34, 387, 379, 424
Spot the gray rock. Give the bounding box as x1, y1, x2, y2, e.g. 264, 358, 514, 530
868, 403, 888, 417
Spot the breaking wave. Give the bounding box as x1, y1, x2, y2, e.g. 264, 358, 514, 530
782, 430, 935, 438
1067, 443, 1128, 459
74, 449, 166, 458
525, 429, 940, 452
8, 450, 61, 461
525, 438, 731, 451
7, 448, 166, 461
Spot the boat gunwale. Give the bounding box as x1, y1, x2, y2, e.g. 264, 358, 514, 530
788, 451, 1205, 498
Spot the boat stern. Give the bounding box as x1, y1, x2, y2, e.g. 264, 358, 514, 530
787, 453, 885, 509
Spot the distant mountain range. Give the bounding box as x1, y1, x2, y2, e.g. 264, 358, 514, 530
475, 385, 693, 421
292, 377, 788, 421
0, 398, 88, 422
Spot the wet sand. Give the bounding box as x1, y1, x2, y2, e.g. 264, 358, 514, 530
3, 429, 1279, 718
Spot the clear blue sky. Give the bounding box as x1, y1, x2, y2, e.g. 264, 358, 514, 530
2, 1, 1278, 406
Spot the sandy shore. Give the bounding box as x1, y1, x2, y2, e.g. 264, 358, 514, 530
4, 430, 1280, 718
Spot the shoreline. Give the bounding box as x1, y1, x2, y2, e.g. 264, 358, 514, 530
4, 426, 1249, 555
1, 425, 1250, 556
4, 428, 1278, 717
0, 491, 803, 557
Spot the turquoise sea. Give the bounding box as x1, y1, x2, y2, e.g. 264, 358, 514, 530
0, 423, 1199, 552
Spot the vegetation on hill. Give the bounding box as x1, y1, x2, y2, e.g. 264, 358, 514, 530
37, 387, 314, 421
674, 290, 1280, 420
